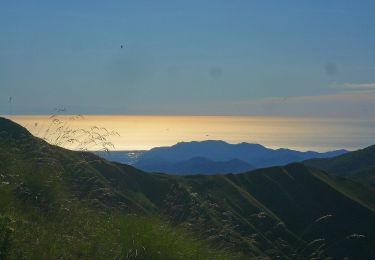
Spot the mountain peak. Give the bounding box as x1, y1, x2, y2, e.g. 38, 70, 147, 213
175, 140, 229, 146
134, 139, 348, 172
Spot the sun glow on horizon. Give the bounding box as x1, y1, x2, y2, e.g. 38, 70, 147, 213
6, 115, 375, 152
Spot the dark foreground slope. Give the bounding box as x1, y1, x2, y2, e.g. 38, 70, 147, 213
305, 145, 375, 188
0, 118, 231, 259
136, 156, 254, 175
1, 118, 374, 259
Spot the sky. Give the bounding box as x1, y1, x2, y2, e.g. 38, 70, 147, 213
1, 1, 375, 118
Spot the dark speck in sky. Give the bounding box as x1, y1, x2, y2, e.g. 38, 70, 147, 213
324, 62, 338, 76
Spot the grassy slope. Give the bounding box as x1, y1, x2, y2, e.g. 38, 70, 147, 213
0, 118, 231, 259
304, 145, 375, 188
181, 165, 375, 259
1, 117, 375, 259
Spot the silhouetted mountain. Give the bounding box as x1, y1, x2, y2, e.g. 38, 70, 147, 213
1, 118, 374, 259
136, 156, 254, 175
305, 145, 375, 187
129, 140, 347, 174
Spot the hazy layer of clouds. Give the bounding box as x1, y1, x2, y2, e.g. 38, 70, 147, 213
91, 88, 374, 120
2, 85, 375, 119
220, 90, 375, 119
331, 82, 375, 90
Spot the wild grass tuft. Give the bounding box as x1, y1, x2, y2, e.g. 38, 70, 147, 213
28, 109, 119, 153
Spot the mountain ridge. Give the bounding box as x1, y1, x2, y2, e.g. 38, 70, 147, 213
304, 145, 375, 188
128, 140, 348, 174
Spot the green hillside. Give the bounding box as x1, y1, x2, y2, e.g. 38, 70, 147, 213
0, 118, 231, 259
1, 117, 375, 259
304, 145, 375, 188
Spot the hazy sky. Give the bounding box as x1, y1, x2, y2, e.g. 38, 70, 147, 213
1, 1, 375, 117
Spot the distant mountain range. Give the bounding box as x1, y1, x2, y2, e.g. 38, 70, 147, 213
98, 140, 347, 175
1, 117, 374, 259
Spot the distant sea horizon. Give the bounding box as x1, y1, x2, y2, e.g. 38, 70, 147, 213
4, 115, 375, 152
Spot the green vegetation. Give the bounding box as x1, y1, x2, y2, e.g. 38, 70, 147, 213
0, 118, 230, 259
0, 172, 228, 259
304, 145, 375, 188
1, 117, 375, 259
4, 208, 227, 259
26, 113, 120, 152
0, 215, 13, 260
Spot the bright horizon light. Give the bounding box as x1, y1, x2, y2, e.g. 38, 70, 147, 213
7, 115, 375, 152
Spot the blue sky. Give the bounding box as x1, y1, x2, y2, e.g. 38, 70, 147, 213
1, 0, 375, 117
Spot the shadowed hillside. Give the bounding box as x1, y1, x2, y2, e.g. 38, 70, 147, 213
0, 117, 231, 259
1, 117, 374, 259
135, 156, 254, 175
305, 145, 375, 188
